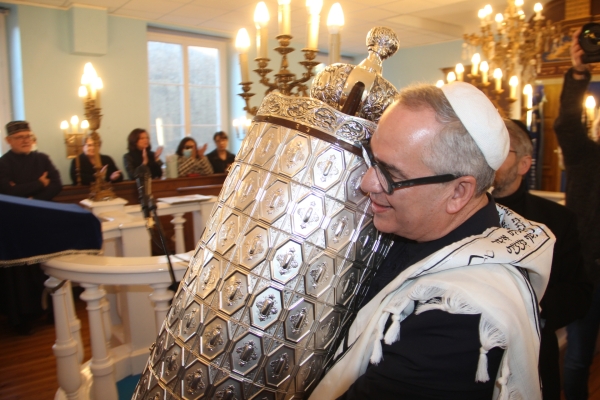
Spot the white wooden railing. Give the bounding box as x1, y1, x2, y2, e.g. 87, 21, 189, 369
42, 195, 216, 400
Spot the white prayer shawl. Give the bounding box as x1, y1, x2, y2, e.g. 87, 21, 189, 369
309, 205, 554, 400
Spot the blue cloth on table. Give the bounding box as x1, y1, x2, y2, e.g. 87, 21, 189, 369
0, 194, 103, 266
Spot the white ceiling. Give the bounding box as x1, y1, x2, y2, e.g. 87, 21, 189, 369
5, 0, 549, 55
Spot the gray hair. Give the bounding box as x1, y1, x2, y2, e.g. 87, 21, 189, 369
503, 119, 533, 157
395, 84, 495, 196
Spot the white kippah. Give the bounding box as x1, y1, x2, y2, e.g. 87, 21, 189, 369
440, 82, 509, 171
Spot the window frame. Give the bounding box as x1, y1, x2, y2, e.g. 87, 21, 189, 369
146, 28, 229, 151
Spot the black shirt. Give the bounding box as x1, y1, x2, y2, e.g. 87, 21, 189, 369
0, 150, 62, 200
206, 149, 235, 174
341, 196, 504, 400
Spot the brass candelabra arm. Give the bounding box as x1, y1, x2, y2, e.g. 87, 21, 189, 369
254, 58, 279, 94
287, 49, 320, 96
238, 82, 258, 116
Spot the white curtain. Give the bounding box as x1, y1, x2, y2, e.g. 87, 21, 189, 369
0, 9, 13, 154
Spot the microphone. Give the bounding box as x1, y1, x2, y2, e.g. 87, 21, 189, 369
135, 164, 153, 222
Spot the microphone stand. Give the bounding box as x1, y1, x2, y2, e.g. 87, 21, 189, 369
136, 167, 178, 292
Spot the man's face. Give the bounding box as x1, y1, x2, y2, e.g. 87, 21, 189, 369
360, 103, 453, 242
492, 144, 531, 198
215, 136, 228, 151
6, 130, 34, 155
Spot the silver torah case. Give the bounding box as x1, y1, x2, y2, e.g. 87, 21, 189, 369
134, 27, 399, 400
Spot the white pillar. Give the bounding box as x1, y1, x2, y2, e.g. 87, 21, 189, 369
64, 281, 84, 364
46, 277, 82, 400
101, 293, 112, 349
171, 212, 186, 254
80, 283, 118, 400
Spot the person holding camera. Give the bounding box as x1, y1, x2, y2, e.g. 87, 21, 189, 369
553, 26, 600, 399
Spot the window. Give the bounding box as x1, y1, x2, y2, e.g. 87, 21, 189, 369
147, 29, 228, 156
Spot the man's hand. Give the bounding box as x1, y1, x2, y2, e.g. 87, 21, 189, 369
110, 170, 122, 181
155, 146, 163, 159
38, 171, 50, 187
571, 27, 589, 78
197, 143, 208, 158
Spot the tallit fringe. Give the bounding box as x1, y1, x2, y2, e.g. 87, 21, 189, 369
416, 294, 480, 316
476, 317, 508, 382
370, 311, 390, 365
497, 356, 511, 400
382, 298, 411, 345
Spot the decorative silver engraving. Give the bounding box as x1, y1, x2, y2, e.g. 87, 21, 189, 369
290, 308, 308, 333
267, 189, 285, 215
225, 279, 244, 306
270, 353, 290, 379
185, 368, 206, 394
309, 262, 329, 289
215, 385, 238, 400
204, 325, 224, 351
256, 294, 278, 321
235, 341, 258, 366
276, 247, 299, 275
246, 235, 265, 260
317, 154, 339, 182
297, 201, 319, 229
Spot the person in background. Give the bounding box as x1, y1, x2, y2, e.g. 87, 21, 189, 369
123, 128, 163, 180
70, 137, 123, 185
0, 120, 62, 335
0, 120, 62, 200
493, 118, 591, 400
176, 137, 213, 177
206, 131, 235, 173
553, 27, 600, 400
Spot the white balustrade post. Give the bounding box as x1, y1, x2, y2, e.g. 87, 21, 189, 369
45, 277, 82, 400
149, 283, 174, 334
80, 283, 118, 400
192, 197, 217, 243
101, 293, 112, 349
171, 212, 186, 254
64, 281, 84, 364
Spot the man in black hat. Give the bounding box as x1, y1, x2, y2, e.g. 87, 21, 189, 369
0, 120, 62, 200
493, 119, 591, 400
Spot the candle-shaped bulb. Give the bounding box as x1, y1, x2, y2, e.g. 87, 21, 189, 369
586, 95, 596, 110
515, 0, 524, 7
60, 120, 69, 131
233, 118, 239, 127
493, 68, 503, 91
455, 63, 464, 81
480, 61, 489, 84
70, 115, 79, 127
245, 118, 252, 127
533, 3, 543, 12
278, 0, 291, 36
483, 4, 492, 16
307, 0, 323, 15
254, 2, 270, 27
523, 84, 533, 109
509, 75, 518, 99
78, 85, 88, 98
471, 53, 481, 76
81, 120, 89, 130
436, 80, 445, 88
447, 71, 456, 83
235, 28, 251, 52
495, 13, 503, 23
235, 28, 251, 82
327, 3, 344, 33
478, 9, 486, 19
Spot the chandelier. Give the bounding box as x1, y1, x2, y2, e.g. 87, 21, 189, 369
450, 0, 559, 118
234, 0, 345, 117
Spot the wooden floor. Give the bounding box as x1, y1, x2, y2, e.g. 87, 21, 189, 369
2, 296, 600, 400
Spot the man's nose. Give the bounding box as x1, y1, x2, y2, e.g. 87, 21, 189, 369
360, 166, 382, 194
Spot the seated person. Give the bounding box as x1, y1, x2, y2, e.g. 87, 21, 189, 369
176, 137, 213, 177
70, 137, 123, 185
0, 120, 62, 200
206, 131, 235, 173
123, 128, 163, 180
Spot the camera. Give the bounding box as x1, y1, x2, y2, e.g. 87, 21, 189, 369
579, 23, 600, 64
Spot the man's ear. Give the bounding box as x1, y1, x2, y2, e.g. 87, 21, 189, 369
447, 176, 477, 215
518, 155, 533, 176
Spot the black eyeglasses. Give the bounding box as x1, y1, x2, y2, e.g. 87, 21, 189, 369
360, 139, 461, 195
184, 146, 195, 150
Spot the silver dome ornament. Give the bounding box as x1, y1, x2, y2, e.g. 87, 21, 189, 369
134, 27, 399, 400
310, 27, 400, 123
